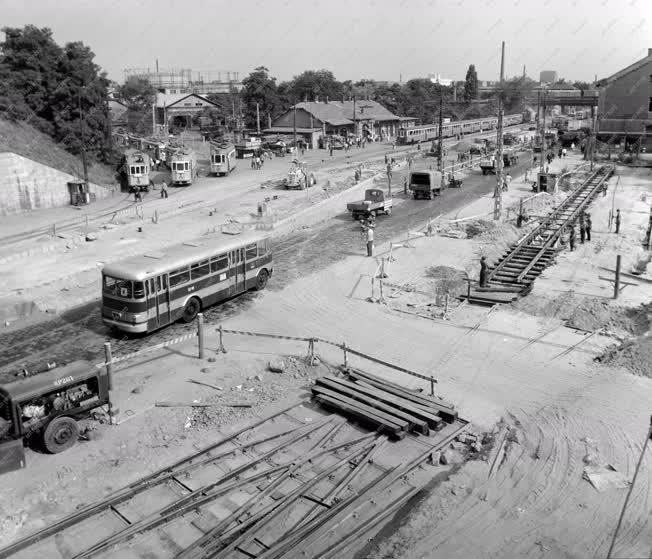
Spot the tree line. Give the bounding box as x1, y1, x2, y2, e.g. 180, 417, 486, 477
0, 24, 593, 162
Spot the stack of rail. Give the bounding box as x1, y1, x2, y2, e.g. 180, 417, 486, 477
464, 165, 615, 305
312, 367, 457, 439
0, 402, 468, 559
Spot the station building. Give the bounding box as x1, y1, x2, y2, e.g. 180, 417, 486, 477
269, 100, 416, 148
596, 48, 652, 149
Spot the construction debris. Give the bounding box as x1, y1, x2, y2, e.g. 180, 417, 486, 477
155, 401, 252, 408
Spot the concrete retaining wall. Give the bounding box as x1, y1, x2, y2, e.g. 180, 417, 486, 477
0, 152, 115, 215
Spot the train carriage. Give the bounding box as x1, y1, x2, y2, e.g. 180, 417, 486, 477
209, 142, 237, 176
170, 148, 198, 186
397, 114, 523, 145
121, 149, 153, 192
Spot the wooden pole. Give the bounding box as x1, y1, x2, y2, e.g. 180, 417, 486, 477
104, 342, 114, 425
342, 342, 348, 367
606, 416, 652, 559
430, 376, 435, 396
613, 255, 621, 299
197, 313, 205, 359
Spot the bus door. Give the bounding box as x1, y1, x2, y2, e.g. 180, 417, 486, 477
148, 275, 170, 328
230, 248, 246, 295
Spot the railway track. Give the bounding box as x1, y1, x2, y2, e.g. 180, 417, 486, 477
465, 165, 615, 305
0, 403, 468, 559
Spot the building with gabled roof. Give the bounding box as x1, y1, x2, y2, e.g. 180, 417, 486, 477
596, 48, 652, 148
269, 100, 416, 147
154, 92, 223, 132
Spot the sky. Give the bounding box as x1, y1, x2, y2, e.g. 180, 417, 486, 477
1, 0, 650, 84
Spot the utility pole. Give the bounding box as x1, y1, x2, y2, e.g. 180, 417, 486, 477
78, 89, 89, 188
353, 96, 357, 138
293, 104, 297, 150
256, 102, 261, 134
438, 88, 444, 174
590, 104, 597, 171
540, 88, 547, 177
493, 41, 505, 221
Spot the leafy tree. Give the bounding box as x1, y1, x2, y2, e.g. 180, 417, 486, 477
495, 76, 536, 113
283, 69, 343, 104
463, 64, 478, 101
241, 66, 280, 129
0, 25, 112, 160
572, 81, 591, 90
116, 76, 156, 136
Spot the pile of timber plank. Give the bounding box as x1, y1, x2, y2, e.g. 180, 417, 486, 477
311, 367, 457, 440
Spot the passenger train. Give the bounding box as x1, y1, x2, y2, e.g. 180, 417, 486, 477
397, 113, 524, 145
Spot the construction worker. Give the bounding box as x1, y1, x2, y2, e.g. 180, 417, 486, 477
585, 213, 592, 242
615, 209, 621, 234
569, 224, 576, 251
366, 225, 374, 257
479, 256, 488, 287
645, 216, 652, 248
160, 181, 168, 199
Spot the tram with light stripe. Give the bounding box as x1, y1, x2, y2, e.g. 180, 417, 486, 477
101, 231, 273, 334
398, 113, 524, 144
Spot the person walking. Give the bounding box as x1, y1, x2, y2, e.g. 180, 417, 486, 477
329, 144, 333, 157
134, 189, 142, 203
160, 180, 168, 199
579, 214, 586, 243
386, 163, 392, 181
479, 256, 488, 287
384, 154, 389, 164
366, 225, 374, 257
569, 224, 576, 251
615, 209, 621, 234
585, 213, 592, 242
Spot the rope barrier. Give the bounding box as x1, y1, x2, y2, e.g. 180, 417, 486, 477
95, 332, 197, 369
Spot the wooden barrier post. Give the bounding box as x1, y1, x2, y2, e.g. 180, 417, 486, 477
614, 255, 622, 299
197, 313, 205, 359
430, 376, 435, 396
342, 342, 348, 368
217, 325, 227, 354
104, 342, 114, 425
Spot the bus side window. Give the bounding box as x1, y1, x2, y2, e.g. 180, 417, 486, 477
210, 254, 228, 273
245, 244, 257, 260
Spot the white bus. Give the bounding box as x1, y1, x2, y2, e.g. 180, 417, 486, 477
101, 231, 273, 334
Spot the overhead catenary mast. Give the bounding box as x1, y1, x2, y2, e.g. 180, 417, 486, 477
494, 41, 505, 220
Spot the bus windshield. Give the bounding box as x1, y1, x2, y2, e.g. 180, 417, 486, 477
103, 276, 145, 299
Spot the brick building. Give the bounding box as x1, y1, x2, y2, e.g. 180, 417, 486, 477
596, 48, 652, 149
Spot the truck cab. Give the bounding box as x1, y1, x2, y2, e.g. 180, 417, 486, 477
0, 361, 110, 474
347, 189, 393, 220
408, 171, 441, 200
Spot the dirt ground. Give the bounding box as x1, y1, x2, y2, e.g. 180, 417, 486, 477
3, 159, 652, 559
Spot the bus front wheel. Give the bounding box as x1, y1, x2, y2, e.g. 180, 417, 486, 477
254, 269, 269, 291
182, 297, 201, 323
43, 416, 78, 454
